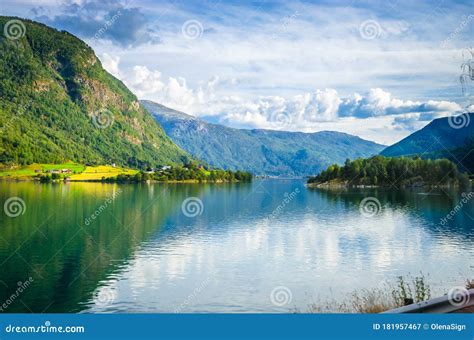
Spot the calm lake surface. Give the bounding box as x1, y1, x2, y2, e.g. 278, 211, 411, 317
0, 180, 472, 313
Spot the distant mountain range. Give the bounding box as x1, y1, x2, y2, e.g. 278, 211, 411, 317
0, 17, 189, 167
143, 100, 385, 176
381, 112, 473, 173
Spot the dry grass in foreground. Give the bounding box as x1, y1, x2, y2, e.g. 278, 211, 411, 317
305, 275, 472, 313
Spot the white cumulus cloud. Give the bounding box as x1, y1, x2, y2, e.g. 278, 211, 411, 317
99, 55, 465, 145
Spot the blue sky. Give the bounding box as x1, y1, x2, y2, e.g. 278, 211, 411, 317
2, 0, 473, 144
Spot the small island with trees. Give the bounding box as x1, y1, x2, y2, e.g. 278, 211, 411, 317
307, 156, 470, 188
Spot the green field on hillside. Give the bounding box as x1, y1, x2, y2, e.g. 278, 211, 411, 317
0, 162, 136, 181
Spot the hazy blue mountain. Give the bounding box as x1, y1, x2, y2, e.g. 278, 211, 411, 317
381, 112, 473, 173
142, 100, 385, 177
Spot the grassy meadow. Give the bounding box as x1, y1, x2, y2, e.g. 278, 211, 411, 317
0, 162, 137, 181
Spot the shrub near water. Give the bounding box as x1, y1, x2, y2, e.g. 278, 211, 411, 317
306, 274, 435, 313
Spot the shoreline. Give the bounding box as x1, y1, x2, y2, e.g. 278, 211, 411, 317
0, 163, 252, 184
0, 178, 250, 184
306, 181, 465, 189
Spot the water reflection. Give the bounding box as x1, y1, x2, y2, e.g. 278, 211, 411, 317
0, 180, 472, 313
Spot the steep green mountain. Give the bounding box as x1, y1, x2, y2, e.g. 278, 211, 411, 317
381, 112, 474, 173
0, 17, 189, 168
143, 100, 385, 177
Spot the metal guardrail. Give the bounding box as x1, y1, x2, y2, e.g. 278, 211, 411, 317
382, 289, 474, 313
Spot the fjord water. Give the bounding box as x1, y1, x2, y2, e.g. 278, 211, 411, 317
0, 180, 472, 313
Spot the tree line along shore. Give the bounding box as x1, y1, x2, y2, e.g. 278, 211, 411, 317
307, 156, 471, 188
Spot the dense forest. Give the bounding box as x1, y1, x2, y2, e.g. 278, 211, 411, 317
422, 138, 474, 174
307, 156, 470, 188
